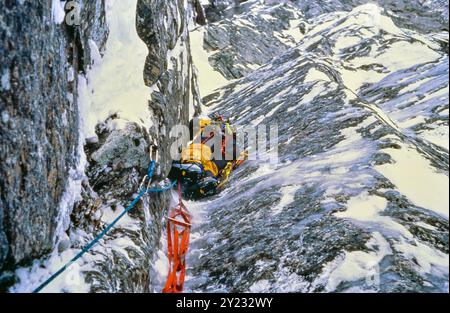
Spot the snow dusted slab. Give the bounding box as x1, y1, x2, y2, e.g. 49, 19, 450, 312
186, 3, 449, 293
360, 58, 449, 150
194, 1, 308, 84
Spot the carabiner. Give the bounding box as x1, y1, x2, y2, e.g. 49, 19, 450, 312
139, 175, 149, 191
149, 139, 159, 162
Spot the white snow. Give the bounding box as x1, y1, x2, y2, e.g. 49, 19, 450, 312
342, 39, 441, 92
190, 28, 229, 96
10, 244, 94, 293
343, 3, 402, 36
249, 279, 271, 293
78, 0, 152, 138
335, 193, 386, 222
394, 236, 449, 276
304, 68, 331, 83
318, 232, 392, 292
271, 185, 298, 215
11, 71, 90, 293
1, 111, 10, 123
266, 102, 283, 118
1, 69, 11, 91
334, 36, 361, 52
333, 189, 448, 285
278, 17, 306, 47
53, 163, 87, 245
419, 126, 449, 150
287, 82, 326, 112
67, 66, 75, 82
101, 204, 140, 231
52, 0, 66, 25
297, 3, 442, 93
11, 0, 157, 293
376, 144, 449, 219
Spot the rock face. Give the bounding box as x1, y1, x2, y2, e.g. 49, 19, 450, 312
203, 2, 305, 79
62, 0, 201, 292
185, 1, 449, 292
2, 0, 201, 293
0, 0, 108, 282
202, 0, 449, 34
136, 0, 202, 176
291, 0, 449, 34
1, 0, 448, 294
69, 120, 161, 293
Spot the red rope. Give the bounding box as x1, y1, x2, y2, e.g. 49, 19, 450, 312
162, 180, 192, 293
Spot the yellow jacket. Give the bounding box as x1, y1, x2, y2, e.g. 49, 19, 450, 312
181, 143, 219, 177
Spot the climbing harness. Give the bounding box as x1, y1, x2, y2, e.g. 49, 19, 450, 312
32, 144, 177, 293
162, 180, 192, 293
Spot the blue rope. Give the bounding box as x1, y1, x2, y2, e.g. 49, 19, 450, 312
146, 180, 177, 193
32, 160, 174, 293
147, 159, 156, 178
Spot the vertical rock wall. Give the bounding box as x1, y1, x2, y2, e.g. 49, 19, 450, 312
0, 0, 108, 282
1, 0, 201, 292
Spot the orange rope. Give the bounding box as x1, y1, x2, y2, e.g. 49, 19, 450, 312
162, 180, 192, 293
162, 152, 246, 293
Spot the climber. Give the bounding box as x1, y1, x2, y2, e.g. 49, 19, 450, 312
169, 114, 247, 200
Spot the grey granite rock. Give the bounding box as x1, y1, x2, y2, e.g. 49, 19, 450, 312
65, 0, 202, 292
185, 2, 449, 293
0, 0, 108, 281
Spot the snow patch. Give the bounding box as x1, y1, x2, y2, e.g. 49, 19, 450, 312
79, 0, 152, 138
319, 232, 392, 292
1, 68, 11, 91
52, 0, 66, 25
190, 28, 229, 96
272, 185, 298, 215
376, 144, 449, 219
304, 68, 331, 83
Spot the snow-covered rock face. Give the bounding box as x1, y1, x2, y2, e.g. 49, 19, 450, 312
203, 0, 448, 34
3, 0, 201, 293
1, 0, 448, 294
203, 2, 306, 80
292, 0, 449, 34
64, 0, 200, 293
0, 0, 108, 288
186, 2, 448, 292
360, 59, 449, 151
